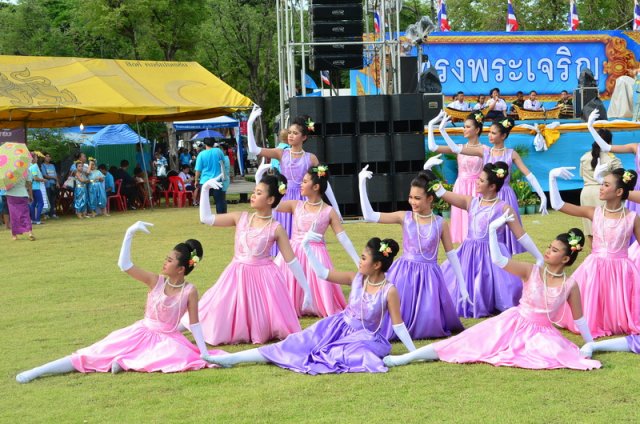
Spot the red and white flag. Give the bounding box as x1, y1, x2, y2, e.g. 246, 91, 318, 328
437, 0, 451, 32
635, 0, 640, 31
506, 0, 519, 32
320, 70, 331, 87
568, 0, 579, 31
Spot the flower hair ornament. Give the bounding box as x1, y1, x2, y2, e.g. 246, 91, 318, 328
305, 118, 315, 133
33, 150, 45, 158
622, 170, 634, 184
88, 156, 96, 162
567, 232, 583, 252
428, 180, 442, 193
278, 182, 287, 195
313, 165, 328, 177
379, 241, 392, 257
500, 119, 512, 129
474, 112, 484, 123
188, 250, 200, 267
492, 167, 506, 178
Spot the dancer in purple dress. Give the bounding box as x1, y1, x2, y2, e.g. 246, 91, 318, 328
190, 174, 312, 345
438, 115, 548, 255
438, 162, 544, 318
202, 237, 416, 374
426, 110, 484, 243
383, 217, 600, 371
246, 106, 342, 255
16, 221, 224, 383
358, 166, 464, 340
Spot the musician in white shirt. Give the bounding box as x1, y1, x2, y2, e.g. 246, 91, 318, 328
447, 91, 471, 111
486, 87, 507, 119
523, 90, 542, 110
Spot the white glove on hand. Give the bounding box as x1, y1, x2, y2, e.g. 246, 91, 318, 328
426, 110, 445, 153
302, 231, 330, 280
489, 210, 515, 231
247, 105, 263, 155
446, 250, 472, 307
587, 109, 611, 153
524, 173, 548, 215
254, 158, 270, 186
587, 109, 599, 126
423, 154, 443, 171
358, 165, 380, 222
118, 221, 154, 271
199, 178, 222, 225
593, 158, 608, 184
488, 211, 513, 268
287, 257, 314, 314
517, 233, 544, 267
548, 167, 575, 210
336, 231, 360, 269
439, 114, 462, 154
574, 316, 594, 344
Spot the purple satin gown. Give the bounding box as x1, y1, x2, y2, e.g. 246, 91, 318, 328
380, 212, 463, 340
441, 197, 522, 318
259, 273, 393, 374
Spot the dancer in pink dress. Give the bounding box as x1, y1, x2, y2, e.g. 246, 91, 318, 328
202, 237, 416, 373
426, 110, 484, 243
433, 113, 548, 255
190, 174, 312, 345
383, 216, 600, 371
270, 165, 359, 317
246, 106, 342, 255
16, 221, 223, 383
549, 166, 640, 338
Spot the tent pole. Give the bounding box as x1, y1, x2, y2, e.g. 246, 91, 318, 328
135, 119, 154, 210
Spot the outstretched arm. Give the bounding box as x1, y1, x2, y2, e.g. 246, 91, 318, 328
277, 226, 314, 311
302, 230, 356, 285
199, 178, 239, 226
438, 114, 483, 157
441, 221, 471, 306
386, 287, 416, 352
247, 105, 283, 160
329, 211, 360, 268
488, 212, 533, 280
548, 167, 594, 220
118, 221, 158, 288
358, 165, 405, 224
433, 181, 472, 211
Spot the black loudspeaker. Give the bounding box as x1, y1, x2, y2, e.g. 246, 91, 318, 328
357, 95, 389, 122
305, 135, 325, 162
400, 56, 418, 94
581, 98, 608, 121
422, 93, 444, 124
325, 135, 356, 164
289, 96, 325, 134
391, 133, 425, 161
329, 175, 357, 204
573, 87, 599, 118
311, 4, 363, 20
324, 96, 356, 123
310, 55, 363, 71
367, 174, 393, 203
359, 134, 391, 162
390, 93, 423, 121
394, 173, 416, 201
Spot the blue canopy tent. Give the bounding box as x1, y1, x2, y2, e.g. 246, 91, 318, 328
173, 116, 245, 175
191, 129, 224, 140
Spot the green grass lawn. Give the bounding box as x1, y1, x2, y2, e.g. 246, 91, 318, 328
3, 205, 640, 423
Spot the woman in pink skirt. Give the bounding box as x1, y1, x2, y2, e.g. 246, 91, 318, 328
549, 166, 640, 338
189, 173, 312, 345
426, 110, 484, 243
383, 216, 600, 371
16, 221, 222, 383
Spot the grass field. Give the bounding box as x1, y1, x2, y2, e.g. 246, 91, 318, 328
3, 204, 640, 423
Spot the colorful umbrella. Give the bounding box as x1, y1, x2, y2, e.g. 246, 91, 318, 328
190, 129, 224, 140
0, 142, 32, 191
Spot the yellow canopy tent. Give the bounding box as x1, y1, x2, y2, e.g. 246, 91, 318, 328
0, 55, 253, 128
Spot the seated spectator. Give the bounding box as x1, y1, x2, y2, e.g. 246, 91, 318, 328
511, 91, 525, 112
447, 91, 471, 111
557, 90, 574, 118
178, 164, 195, 191
523, 90, 542, 110
100, 164, 115, 197
111, 160, 137, 210
472, 94, 488, 110
485, 87, 507, 119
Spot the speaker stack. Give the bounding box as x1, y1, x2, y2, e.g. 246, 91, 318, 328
289, 93, 443, 216
310, 0, 364, 71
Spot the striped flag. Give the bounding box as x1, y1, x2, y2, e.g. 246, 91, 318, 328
506, 0, 519, 32
373, 11, 381, 34
635, 0, 640, 31
320, 70, 331, 87
437, 0, 451, 31
567, 0, 579, 31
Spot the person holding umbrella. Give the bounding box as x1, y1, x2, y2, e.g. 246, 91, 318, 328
0, 143, 35, 241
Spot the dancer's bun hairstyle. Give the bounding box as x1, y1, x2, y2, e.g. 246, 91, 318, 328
260, 171, 288, 207
174, 239, 204, 276
555, 228, 585, 266
482, 161, 509, 192
411, 170, 438, 198
492, 117, 515, 137
610, 168, 638, 200
366, 238, 400, 272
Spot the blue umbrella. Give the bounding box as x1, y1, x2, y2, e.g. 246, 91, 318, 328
191, 129, 224, 140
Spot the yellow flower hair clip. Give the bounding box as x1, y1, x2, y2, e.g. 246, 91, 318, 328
305, 118, 315, 133
88, 156, 96, 162
313, 165, 328, 177
278, 182, 287, 195
568, 232, 582, 252
474, 112, 484, 123
428, 180, 442, 193
188, 250, 200, 267
379, 241, 392, 257
500, 119, 512, 128
622, 170, 634, 184
492, 167, 506, 178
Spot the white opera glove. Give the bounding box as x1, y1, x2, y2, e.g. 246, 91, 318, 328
438, 114, 462, 154
190, 323, 209, 356
574, 316, 594, 344
517, 233, 544, 267
336, 231, 360, 268
548, 167, 575, 210
247, 105, 263, 155
587, 109, 610, 153
392, 323, 416, 352
254, 158, 270, 186
199, 178, 222, 226
525, 173, 548, 215
488, 211, 514, 268
358, 165, 380, 222
433, 181, 447, 198
325, 182, 343, 222
427, 110, 445, 152
446, 250, 472, 306
118, 221, 154, 271
423, 153, 443, 171
593, 158, 608, 184
302, 231, 330, 280
287, 257, 313, 313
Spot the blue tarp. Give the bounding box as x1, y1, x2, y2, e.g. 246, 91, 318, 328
173, 116, 238, 131
86, 124, 149, 146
